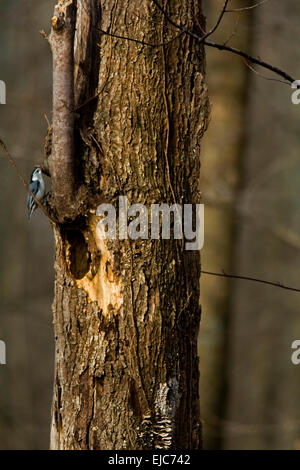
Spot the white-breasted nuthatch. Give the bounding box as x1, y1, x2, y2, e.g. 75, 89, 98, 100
27, 166, 45, 220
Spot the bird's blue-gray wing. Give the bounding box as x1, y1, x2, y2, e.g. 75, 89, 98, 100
27, 180, 39, 219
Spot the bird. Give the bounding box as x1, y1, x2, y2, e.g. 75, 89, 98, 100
27, 166, 45, 220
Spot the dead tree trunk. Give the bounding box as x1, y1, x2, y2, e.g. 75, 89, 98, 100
49, 0, 208, 450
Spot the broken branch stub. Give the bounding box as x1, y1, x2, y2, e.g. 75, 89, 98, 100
49, 1, 77, 222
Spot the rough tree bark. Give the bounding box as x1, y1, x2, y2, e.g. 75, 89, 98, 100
49, 0, 208, 449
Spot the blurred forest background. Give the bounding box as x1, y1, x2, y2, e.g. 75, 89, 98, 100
0, 0, 299, 450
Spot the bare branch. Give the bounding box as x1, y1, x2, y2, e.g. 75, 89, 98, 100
204, 39, 295, 84
203, 0, 229, 41
201, 269, 300, 294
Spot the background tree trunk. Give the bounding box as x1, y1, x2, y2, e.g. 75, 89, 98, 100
224, 0, 300, 450
50, 0, 208, 450
199, 0, 252, 449
0, 0, 54, 449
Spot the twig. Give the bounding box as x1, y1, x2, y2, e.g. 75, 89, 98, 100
39, 29, 49, 42
201, 269, 300, 293
185, 0, 205, 34
160, 5, 177, 208
223, 12, 241, 46
0, 139, 57, 224
226, 0, 272, 13
74, 91, 100, 111
97, 27, 184, 48
131, 11, 180, 33
202, 0, 229, 42
241, 57, 290, 86
152, 0, 201, 40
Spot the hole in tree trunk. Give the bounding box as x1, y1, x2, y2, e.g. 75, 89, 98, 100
66, 229, 91, 279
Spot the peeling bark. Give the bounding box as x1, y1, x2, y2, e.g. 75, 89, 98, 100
50, 0, 209, 450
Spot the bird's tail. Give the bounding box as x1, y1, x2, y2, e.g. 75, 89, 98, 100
28, 199, 36, 220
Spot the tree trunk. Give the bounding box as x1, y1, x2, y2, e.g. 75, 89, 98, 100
50, 0, 208, 450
